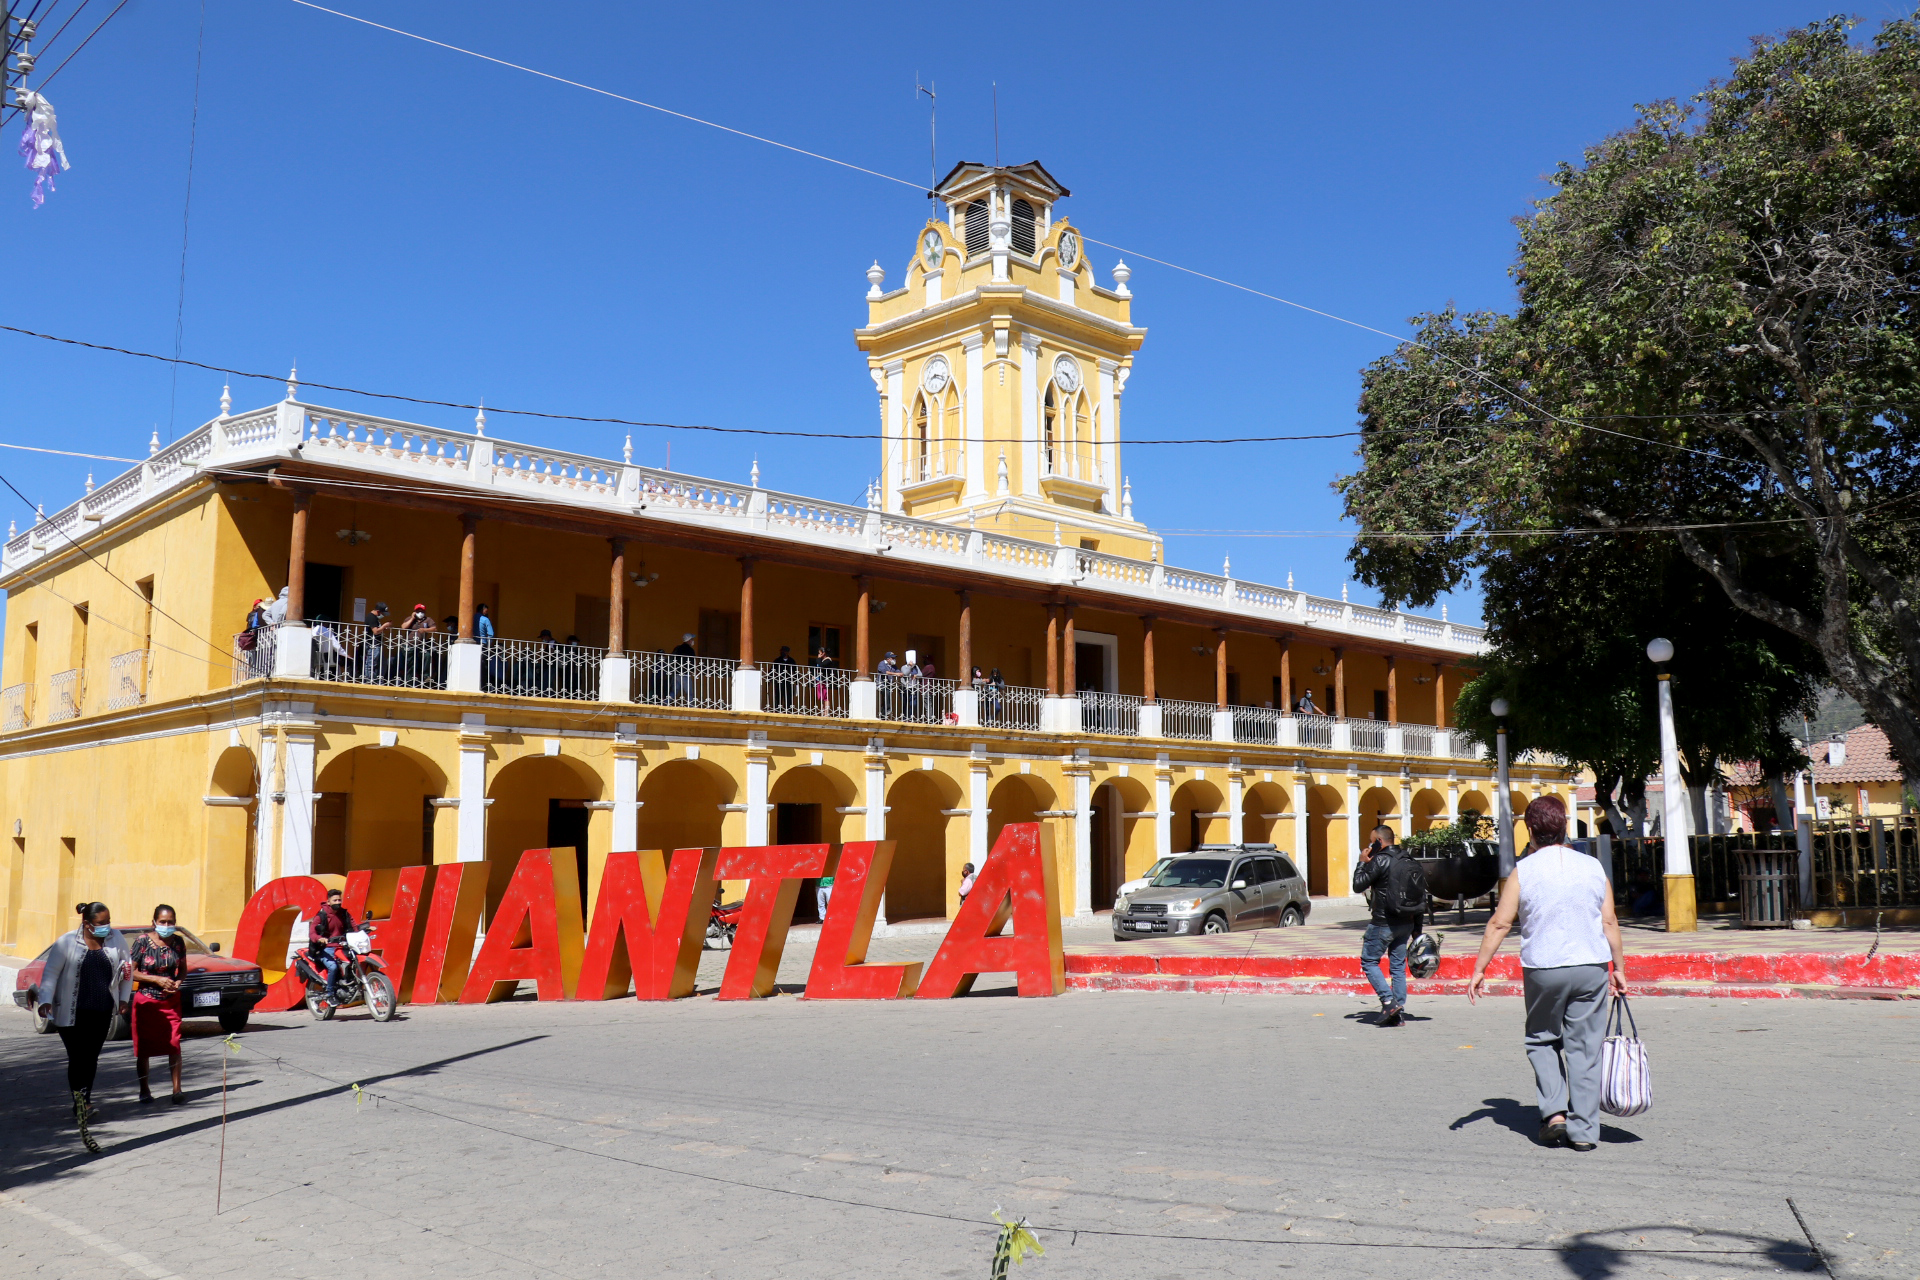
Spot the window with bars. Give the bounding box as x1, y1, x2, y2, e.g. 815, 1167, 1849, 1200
1011, 199, 1037, 255
965, 200, 990, 257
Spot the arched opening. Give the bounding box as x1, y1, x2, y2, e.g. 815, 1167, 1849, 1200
1242, 780, 1291, 849
1169, 778, 1225, 853
769, 764, 856, 923
1095, 775, 1155, 905
1305, 784, 1344, 897
1457, 790, 1491, 839
886, 769, 963, 921
312, 745, 448, 879
913, 394, 931, 481
636, 758, 735, 855
1042, 385, 1057, 473
203, 745, 259, 948
1358, 786, 1399, 845
1410, 787, 1447, 834
487, 754, 604, 922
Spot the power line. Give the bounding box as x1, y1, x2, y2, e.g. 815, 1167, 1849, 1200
31, 0, 125, 90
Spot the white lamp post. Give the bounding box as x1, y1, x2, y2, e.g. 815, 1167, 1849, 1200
1490, 697, 1514, 879
1647, 637, 1696, 931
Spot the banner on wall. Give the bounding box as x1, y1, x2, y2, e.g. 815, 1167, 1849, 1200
233, 822, 1064, 1004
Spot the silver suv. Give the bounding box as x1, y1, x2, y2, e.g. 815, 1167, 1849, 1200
1110, 844, 1311, 940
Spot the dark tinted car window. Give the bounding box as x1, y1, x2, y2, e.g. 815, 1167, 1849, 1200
1253, 857, 1281, 883
1276, 856, 1301, 881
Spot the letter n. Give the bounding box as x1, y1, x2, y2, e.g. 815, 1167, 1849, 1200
917, 822, 1064, 998
576, 848, 719, 1000
459, 849, 586, 1003
804, 841, 921, 998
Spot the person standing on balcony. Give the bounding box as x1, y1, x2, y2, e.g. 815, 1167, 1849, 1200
241, 598, 269, 675
1295, 690, 1319, 716
475, 603, 497, 690
364, 602, 392, 682
986, 668, 1006, 725
900, 651, 924, 721
811, 647, 836, 714
561, 635, 586, 699
876, 651, 899, 719
264, 586, 289, 626
399, 604, 435, 686
770, 645, 797, 711
311, 615, 349, 681
671, 633, 697, 704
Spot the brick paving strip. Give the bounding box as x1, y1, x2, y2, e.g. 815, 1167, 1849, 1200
0, 1193, 183, 1280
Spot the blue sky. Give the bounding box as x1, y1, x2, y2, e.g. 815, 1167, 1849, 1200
0, 0, 1887, 623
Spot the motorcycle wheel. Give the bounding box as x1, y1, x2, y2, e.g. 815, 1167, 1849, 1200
306, 988, 335, 1021
364, 972, 397, 1022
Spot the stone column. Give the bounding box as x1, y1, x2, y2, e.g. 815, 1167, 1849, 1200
968, 748, 991, 880
863, 739, 889, 928
953, 590, 978, 726
286, 492, 310, 623
1227, 761, 1245, 847
745, 737, 771, 847
1293, 768, 1312, 879
456, 715, 490, 863
448, 514, 484, 692
278, 718, 317, 877
612, 726, 640, 851
1344, 772, 1362, 895
1068, 762, 1093, 918
730, 558, 762, 712
599, 539, 632, 702
1434, 661, 1448, 729
1137, 616, 1162, 738
1154, 756, 1173, 863
1210, 629, 1235, 743
850, 575, 876, 719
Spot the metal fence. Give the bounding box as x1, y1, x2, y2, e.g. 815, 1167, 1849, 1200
233, 627, 275, 682
1402, 724, 1434, 756
762, 663, 850, 717
314, 622, 451, 690
1160, 697, 1215, 741
1350, 718, 1387, 753
1081, 690, 1141, 736
979, 682, 1043, 731
482, 637, 604, 700
878, 674, 956, 725
106, 649, 148, 711
1812, 816, 1920, 910
2, 682, 28, 731
47, 669, 82, 722
1608, 831, 1798, 912
1296, 712, 1333, 747
630, 651, 734, 710
1231, 705, 1280, 745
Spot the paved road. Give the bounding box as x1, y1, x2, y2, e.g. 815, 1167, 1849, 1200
1, 979, 1913, 1280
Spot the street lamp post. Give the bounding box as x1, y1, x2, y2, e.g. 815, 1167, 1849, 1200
1647, 637, 1696, 932
1490, 697, 1515, 880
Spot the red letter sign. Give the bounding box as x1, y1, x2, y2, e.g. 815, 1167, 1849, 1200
714, 843, 829, 1000
576, 848, 719, 1001
459, 849, 586, 1003
412, 861, 489, 1004
342, 866, 435, 1003
232, 874, 344, 1012
804, 841, 921, 999
917, 823, 1064, 998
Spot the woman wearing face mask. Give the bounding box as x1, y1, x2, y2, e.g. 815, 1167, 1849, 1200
31, 902, 131, 1152
129, 905, 188, 1105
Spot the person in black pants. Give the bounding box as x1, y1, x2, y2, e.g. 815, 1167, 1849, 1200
32, 902, 131, 1153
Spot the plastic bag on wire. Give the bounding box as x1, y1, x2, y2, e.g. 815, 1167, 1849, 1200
1599, 993, 1652, 1116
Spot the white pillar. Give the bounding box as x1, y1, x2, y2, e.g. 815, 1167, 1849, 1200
1210, 708, 1235, 744
1446, 774, 1460, 823
1020, 333, 1041, 497
731, 667, 763, 714
1137, 703, 1163, 739
849, 679, 877, 720
1292, 775, 1310, 876
598, 655, 631, 703
1227, 763, 1244, 846
612, 729, 640, 851
952, 688, 979, 727
1345, 775, 1361, 889
969, 753, 990, 873
1154, 761, 1173, 862
745, 740, 770, 847
1656, 677, 1692, 874
962, 332, 985, 499
884, 360, 905, 512
273, 624, 313, 678
279, 725, 316, 877
447, 642, 482, 693
865, 744, 889, 927
1793, 769, 1809, 825
457, 717, 489, 862
1097, 358, 1118, 495
1398, 775, 1413, 838
1072, 768, 1093, 918
259, 734, 284, 886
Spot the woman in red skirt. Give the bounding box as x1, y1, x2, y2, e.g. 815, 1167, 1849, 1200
129, 904, 187, 1104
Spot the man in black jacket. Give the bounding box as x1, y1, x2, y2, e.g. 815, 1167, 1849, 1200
307, 889, 354, 1006
1353, 824, 1422, 1026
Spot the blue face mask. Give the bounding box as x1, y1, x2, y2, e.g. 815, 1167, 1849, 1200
155, 924, 176, 938
89, 924, 111, 939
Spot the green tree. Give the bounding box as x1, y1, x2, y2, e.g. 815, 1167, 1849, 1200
1338, 14, 1920, 786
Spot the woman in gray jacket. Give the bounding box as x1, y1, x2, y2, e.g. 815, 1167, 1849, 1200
32, 901, 131, 1152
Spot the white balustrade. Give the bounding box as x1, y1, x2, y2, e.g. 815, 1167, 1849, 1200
479, 636, 604, 699
977, 681, 1044, 731
1402, 724, 1435, 756
1157, 697, 1215, 741
1231, 704, 1281, 745
1296, 713, 1334, 748
629, 651, 734, 710
762, 663, 851, 717
1079, 690, 1141, 735
1350, 719, 1388, 753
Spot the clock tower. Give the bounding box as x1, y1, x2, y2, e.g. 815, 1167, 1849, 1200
854, 161, 1158, 561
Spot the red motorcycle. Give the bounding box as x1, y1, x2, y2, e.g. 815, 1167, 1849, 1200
293, 913, 398, 1021
705, 899, 743, 950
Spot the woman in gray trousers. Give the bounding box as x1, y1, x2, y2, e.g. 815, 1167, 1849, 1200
1467, 794, 1626, 1150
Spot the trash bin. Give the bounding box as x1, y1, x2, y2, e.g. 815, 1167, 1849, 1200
1737, 848, 1796, 928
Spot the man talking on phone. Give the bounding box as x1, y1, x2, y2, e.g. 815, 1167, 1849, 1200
1353, 824, 1428, 1027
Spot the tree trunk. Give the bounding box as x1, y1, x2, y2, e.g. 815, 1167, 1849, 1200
1768, 774, 1794, 833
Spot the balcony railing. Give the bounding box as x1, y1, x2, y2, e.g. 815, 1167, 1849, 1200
1296, 712, 1334, 748
483, 637, 603, 701
2, 682, 28, 731
879, 674, 956, 725
762, 663, 850, 717
47, 669, 82, 722
978, 681, 1044, 731
630, 651, 733, 711
320, 622, 451, 690
1080, 690, 1140, 736
1160, 697, 1215, 741
1402, 724, 1435, 756
233, 626, 276, 683
106, 649, 148, 711
1350, 719, 1388, 753
1231, 705, 1280, 745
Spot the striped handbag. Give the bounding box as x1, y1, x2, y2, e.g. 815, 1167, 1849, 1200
1599, 994, 1652, 1116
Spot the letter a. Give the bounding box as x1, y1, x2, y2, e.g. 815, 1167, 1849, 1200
459, 849, 585, 1003
804, 841, 921, 999
917, 823, 1064, 998
576, 848, 719, 1000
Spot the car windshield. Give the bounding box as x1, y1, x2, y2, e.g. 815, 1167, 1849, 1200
122, 925, 212, 955
1150, 859, 1229, 889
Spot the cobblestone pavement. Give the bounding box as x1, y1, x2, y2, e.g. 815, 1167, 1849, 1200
2, 979, 1914, 1280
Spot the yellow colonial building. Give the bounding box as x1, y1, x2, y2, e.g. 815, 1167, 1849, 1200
0, 161, 1554, 958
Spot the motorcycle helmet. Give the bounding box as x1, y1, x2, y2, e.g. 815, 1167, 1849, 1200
1408, 931, 1442, 979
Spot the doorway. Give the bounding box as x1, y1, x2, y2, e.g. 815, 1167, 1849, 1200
1090, 785, 1122, 908
777, 802, 823, 922
547, 799, 591, 922
305, 563, 347, 625
1072, 630, 1118, 694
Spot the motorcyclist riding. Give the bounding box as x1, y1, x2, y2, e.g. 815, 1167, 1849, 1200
307, 888, 354, 1007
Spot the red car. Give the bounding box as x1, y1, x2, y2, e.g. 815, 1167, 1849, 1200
11, 924, 269, 1038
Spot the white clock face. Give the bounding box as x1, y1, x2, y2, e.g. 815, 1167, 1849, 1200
922, 230, 944, 269
1059, 230, 1079, 268
1052, 355, 1081, 393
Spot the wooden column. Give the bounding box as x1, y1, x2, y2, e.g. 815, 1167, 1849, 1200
1214, 629, 1229, 708
855, 575, 871, 674
286, 491, 310, 623
1045, 606, 1060, 696
1141, 616, 1157, 704
1333, 647, 1347, 718
738, 558, 755, 669
1386, 654, 1398, 723
957, 590, 972, 679
607, 538, 627, 656
1278, 637, 1292, 709
456, 514, 479, 641
1062, 603, 1077, 694
1434, 662, 1447, 728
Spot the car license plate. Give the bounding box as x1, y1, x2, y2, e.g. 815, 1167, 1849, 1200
193, 991, 221, 1008
1131, 922, 1152, 930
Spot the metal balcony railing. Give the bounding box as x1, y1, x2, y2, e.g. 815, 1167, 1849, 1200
1296, 712, 1334, 747
762, 663, 850, 717
106, 649, 148, 710
1159, 697, 1215, 741
47, 669, 82, 722
1231, 705, 1280, 745
1079, 690, 1141, 736
878, 674, 956, 725
1401, 724, 1435, 756
233, 626, 276, 683
978, 682, 1043, 731
1350, 719, 1388, 753
630, 651, 733, 711
2, 682, 29, 731
482, 637, 603, 700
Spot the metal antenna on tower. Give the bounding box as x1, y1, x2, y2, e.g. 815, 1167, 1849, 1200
915, 76, 936, 197
992, 82, 1000, 167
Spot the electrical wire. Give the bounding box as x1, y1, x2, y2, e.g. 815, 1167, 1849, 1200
30, 0, 126, 91
0, 440, 138, 462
